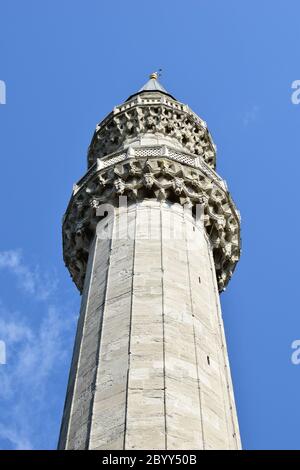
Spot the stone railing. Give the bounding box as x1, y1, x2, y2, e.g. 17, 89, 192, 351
72, 145, 225, 198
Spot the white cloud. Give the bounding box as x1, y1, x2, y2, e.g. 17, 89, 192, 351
0, 250, 58, 300
0, 302, 76, 449
12, 305, 72, 389
0, 316, 33, 344
0, 249, 78, 449
0, 424, 33, 450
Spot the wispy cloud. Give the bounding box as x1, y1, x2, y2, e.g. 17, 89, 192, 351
0, 249, 78, 449
12, 305, 72, 388
0, 316, 33, 344
0, 250, 58, 300
0, 424, 33, 450
0, 302, 76, 449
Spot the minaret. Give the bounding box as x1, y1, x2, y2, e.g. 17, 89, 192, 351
58, 74, 241, 450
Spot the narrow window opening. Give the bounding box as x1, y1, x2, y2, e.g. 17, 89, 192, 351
198, 276, 201, 284
207, 355, 210, 366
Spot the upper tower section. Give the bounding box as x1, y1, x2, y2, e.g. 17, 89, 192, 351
87, 73, 216, 169
63, 74, 241, 294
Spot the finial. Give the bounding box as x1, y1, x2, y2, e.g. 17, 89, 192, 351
149, 69, 162, 80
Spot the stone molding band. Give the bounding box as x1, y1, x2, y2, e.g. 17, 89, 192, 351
63, 157, 240, 293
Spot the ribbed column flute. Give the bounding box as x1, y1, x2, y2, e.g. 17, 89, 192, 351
59, 201, 240, 449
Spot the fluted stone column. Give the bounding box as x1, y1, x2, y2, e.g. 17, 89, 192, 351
58, 201, 240, 450
58, 74, 241, 450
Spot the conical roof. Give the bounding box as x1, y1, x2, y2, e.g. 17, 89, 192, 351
127, 72, 175, 101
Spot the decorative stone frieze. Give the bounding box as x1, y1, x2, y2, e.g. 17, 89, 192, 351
87, 95, 216, 169
63, 157, 240, 293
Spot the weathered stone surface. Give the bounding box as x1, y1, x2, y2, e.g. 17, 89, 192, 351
58, 78, 241, 450
58, 202, 241, 450
87, 91, 216, 169
63, 158, 240, 293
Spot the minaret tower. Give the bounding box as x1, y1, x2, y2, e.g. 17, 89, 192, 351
58, 74, 241, 450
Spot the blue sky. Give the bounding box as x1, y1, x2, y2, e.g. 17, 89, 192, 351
0, 0, 300, 450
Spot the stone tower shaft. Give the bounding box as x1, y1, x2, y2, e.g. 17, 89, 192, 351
58, 75, 241, 450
